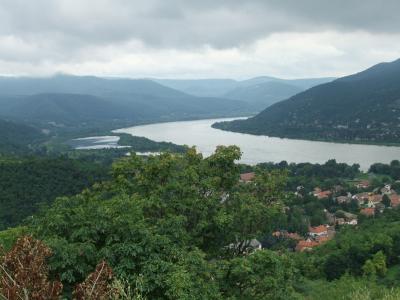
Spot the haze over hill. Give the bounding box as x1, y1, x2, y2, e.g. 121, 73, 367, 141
156, 76, 334, 111
213, 58, 400, 144
0, 74, 335, 136
223, 81, 303, 110
0, 75, 252, 133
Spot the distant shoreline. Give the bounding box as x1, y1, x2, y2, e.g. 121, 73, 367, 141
211, 124, 400, 148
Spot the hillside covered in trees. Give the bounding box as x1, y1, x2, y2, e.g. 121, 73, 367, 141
213, 58, 400, 144
0, 75, 251, 135
0, 119, 45, 155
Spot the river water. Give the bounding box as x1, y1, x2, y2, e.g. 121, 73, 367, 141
110, 117, 400, 170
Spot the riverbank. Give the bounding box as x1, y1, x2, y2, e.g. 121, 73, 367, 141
211, 121, 400, 148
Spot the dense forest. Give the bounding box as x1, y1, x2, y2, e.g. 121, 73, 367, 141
0, 119, 45, 155
0, 157, 109, 229
1, 146, 400, 299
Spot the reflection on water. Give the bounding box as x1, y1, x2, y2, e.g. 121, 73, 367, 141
70, 136, 128, 150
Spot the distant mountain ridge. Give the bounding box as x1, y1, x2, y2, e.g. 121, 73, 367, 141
0, 75, 252, 132
155, 76, 334, 111
213, 58, 400, 144
152, 78, 238, 97
223, 81, 303, 110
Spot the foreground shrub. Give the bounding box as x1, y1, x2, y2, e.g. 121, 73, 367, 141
0, 236, 62, 299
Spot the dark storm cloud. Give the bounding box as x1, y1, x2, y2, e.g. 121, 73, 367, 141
0, 0, 399, 52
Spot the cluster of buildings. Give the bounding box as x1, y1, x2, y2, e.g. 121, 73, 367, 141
310, 180, 400, 216
239, 172, 400, 253
337, 183, 400, 216
292, 180, 400, 251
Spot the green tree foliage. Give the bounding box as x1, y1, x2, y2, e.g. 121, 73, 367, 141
30, 146, 292, 298
219, 250, 298, 299
0, 227, 27, 251
0, 157, 109, 229
382, 194, 391, 207
258, 159, 360, 192
116, 133, 187, 153
303, 275, 400, 300
362, 251, 387, 277
370, 160, 400, 180
0, 119, 44, 155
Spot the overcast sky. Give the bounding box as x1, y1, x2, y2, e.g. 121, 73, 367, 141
0, 0, 400, 79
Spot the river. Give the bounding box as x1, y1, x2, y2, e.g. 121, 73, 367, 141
108, 117, 400, 170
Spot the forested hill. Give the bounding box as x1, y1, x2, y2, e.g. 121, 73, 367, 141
0, 93, 131, 125
0, 119, 44, 154
213, 58, 400, 144
0, 75, 251, 132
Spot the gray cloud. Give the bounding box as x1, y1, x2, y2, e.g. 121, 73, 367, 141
0, 0, 399, 51
0, 0, 399, 77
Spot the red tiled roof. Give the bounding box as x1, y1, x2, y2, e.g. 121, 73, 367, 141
309, 225, 328, 234
296, 240, 319, 252
360, 207, 375, 216
240, 172, 255, 182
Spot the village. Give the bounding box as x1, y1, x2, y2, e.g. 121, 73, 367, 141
239, 171, 400, 253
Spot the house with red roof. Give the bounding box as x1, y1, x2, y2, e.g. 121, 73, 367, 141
295, 225, 334, 252
308, 225, 328, 237
240, 172, 255, 183
312, 188, 332, 199
360, 207, 375, 217
295, 235, 332, 252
